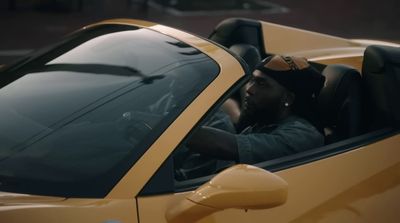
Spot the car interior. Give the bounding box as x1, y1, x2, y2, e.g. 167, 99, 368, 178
209, 17, 267, 58
169, 18, 400, 184
141, 18, 400, 194
317, 64, 363, 144
209, 18, 400, 144
143, 18, 400, 194
362, 45, 400, 130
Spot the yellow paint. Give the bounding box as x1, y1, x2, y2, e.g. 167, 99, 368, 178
351, 39, 400, 48
84, 18, 158, 29
137, 135, 400, 223
166, 197, 218, 223
260, 21, 361, 55
0, 18, 244, 223
0, 197, 138, 223
259, 21, 399, 71
106, 23, 244, 199
166, 165, 288, 223
1, 18, 400, 223
311, 56, 364, 72
187, 165, 287, 209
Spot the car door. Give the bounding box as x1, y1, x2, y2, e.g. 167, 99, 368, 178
133, 49, 400, 222
136, 128, 400, 223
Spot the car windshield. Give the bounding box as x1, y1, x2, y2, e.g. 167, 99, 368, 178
0, 24, 219, 197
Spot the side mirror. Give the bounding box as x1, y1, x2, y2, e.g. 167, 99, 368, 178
166, 164, 288, 223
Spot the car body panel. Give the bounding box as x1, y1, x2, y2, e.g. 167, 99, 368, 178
0, 192, 65, 203
311, 55, 364, 71
85, 18, 158, 29
137, 134, 400, 223
260, 20, 361, 56
260, 21, 400, 71
0, 19, 244, 222
351, 39, 400, 48
0, 197, 138, 223
104, 20, 245, 199
1, 18, 399, 223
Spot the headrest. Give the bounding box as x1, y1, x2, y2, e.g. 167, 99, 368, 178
363, 45, 400, 73
229, 44, 261, 71
209, 18, 266, 57
318, 64, 361, 125
362, 45, 400, 127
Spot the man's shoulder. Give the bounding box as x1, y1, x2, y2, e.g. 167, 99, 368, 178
235, 115, 325, 163
276, 115, 324, 147
277, 116, 318, 132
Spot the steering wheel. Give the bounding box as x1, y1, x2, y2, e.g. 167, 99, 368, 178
174, 147, 218, 181
117, 111, 154, 145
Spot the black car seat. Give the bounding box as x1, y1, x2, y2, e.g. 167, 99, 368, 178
229, 43, 262, 72
317, 64, 363, 144
209, 18, 267, 58
362, 45, 400, 130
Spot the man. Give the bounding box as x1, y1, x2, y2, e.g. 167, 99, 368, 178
187, 55, 325, 164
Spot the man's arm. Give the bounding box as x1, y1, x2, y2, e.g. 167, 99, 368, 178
221, 98, 241, 125
187, 126, 239, 161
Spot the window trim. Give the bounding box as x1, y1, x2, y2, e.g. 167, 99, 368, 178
141, 119, 398, 195
258, 128, 398, 171
139, 54, 398, 196
173, 128, 398, 193
139, 71, 251, 196
0, 25, 222, 198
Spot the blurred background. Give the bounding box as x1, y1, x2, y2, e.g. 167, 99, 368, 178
0, 0, 399, 64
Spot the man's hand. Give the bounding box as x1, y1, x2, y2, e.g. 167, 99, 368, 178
221, 98, 241, 124
187, 126, 238, 161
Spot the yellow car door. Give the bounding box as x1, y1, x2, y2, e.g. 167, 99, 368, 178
135, 130, 400, 223
115, 20, 400, 223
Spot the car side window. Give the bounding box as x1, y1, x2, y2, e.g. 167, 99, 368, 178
139, 80, 248, 195
172, 79, 248, 181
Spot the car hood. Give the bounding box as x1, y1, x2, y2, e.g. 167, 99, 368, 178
0, 191, 65, 205
0, 191, 137, 223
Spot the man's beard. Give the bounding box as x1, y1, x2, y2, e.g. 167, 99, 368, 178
236, 100, 282, 132
236, 108, 257, 132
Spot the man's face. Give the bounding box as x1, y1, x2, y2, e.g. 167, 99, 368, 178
242, 70, 287, 124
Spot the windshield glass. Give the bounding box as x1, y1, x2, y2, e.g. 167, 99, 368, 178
0, 24, 219, 197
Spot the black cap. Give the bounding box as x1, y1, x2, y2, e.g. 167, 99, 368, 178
255, 55, 325, 100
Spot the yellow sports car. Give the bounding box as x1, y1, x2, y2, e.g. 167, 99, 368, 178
0, 18, 399, 223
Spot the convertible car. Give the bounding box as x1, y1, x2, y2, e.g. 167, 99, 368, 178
0, 18, 399, 223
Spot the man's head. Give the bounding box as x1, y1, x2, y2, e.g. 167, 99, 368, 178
242, 55, 325, 125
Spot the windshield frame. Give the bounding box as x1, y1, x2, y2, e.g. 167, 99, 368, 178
0, 23, 221, 198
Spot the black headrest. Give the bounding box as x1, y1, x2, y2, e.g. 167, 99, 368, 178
363, 45, 400, 72
209, 18, 266, 57
362, 45, 400, 128
318, 64, 362, 140
229, 44, 261, 71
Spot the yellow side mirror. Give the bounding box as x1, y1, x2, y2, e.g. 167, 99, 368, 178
166, 164, 288, 223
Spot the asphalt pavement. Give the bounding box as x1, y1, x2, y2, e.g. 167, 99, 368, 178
0, 0, 399, 64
